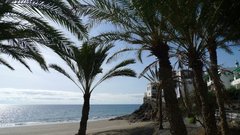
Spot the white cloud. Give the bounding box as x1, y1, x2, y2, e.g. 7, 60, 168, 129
91, 93, 143, 104
0, 88, 82, 104
0, 88, 143, 104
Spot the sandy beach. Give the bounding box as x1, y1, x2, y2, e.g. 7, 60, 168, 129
0, 120, 155, 135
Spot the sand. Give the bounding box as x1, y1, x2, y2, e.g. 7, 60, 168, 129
0, 120, 155, 135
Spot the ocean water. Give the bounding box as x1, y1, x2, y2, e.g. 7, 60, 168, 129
0, 104, 140, 127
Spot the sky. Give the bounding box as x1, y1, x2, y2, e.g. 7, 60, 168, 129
1, 18, 240, 105
0, 45, 153, 105
0, 22, 156, 105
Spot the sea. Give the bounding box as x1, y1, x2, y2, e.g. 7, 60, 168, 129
0, 104, 140, 128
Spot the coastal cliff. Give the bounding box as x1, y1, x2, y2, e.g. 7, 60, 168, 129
110, 99, 161, 122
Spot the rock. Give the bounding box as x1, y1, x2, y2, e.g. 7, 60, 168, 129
110, 100, 159, 122
229, 120, 240, 128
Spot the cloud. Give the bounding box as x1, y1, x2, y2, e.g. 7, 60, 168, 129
91, 93, 143, 104
0, 88, 143, 104
0, 88, 82, 104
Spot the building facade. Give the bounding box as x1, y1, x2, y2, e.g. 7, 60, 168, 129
175, 70, 194, 98
207, 62, 240, 89
144, 69, 194, 101
144, 82, 158, 99
207, 68, 234, 90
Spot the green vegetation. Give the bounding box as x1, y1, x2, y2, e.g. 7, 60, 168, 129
226, 87, 240, 100
188, 117, 196, 124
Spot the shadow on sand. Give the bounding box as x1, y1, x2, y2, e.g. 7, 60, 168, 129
90, 123, 155, 135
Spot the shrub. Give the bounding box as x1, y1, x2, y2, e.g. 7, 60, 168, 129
188, 117, 196, 124
226, 87, 240, 100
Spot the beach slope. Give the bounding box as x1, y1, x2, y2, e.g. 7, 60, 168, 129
0, 120, 154, 135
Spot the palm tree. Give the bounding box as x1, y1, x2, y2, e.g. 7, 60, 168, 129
199, 1, 240, 134
49, 42, 136, 135
139, 63, 164, 129
1, 0, 86, 39
159, 0, 219, 134
0, 0, 86, 70
167, 1, 239, 134
199, 7, 229, 135
175, 51, 193, 117
170, 1, 240, 134
77, 1, 187, 134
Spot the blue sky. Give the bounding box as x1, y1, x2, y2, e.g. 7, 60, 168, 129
1, 20, 240, 105
0, 22, 155, 104
0, 45, 153, 104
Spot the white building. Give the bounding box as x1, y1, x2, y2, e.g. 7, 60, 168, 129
144, 82, 164, 103
144, 69, 194, 100
231, 64, 240, 88
207, 61, 240, 89
144, 83, 158, 99
207, 68, 234, 90
175, 70, 194, 98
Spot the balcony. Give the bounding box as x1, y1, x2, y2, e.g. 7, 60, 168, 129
231, 78, 240, 86
207, 80, 213, 87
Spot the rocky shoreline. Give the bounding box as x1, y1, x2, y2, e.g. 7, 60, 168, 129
110, 102, 240, 135
110, 101, 158, 122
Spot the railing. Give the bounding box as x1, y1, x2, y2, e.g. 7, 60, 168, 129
207, 80, 213, 86
215, 109, 240, 121
231, 78, 240, 86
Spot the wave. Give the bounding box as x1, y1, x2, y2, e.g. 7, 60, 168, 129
0, 104, 140, 128
0, 115, 120, 128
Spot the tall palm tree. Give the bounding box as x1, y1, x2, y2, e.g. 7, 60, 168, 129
77, 1, 187, 134
169, 1, 240, 134
175, 51, 193, 117
167, 1, 239, 134
199, 5, 229, 135
139, 63, 164, 129
49, 42, 136, 135
160, 0, 219, 134
0, 0, 86, 70
199, 1, 240, 134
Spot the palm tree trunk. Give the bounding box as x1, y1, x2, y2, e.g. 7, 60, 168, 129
208, 44, 229, 135
77, 93, 91, 135
156, 84, 160, 118
156, 71, 163, 129
190, 56, 218, 135
179, 87, 191, 116
181, 70, 193, 117
158, 88, 163, 129
153, 43, 187, 135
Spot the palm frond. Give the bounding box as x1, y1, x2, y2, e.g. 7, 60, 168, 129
91, 31, 131, 44
136, 45, 148, 63
218, 43, 233, 54
79, 0, 137, 29
105, 69, 136, 78
0, 44, 32, 71
49, 64, 84, 93
27, 48, 48, 71
139, 60, 158, 79
1, 0, 86, 71
107, 48, 137, 63
92, 68, 136, 92
111, 59, 135, 71
93, 59, 136, 90
11, 0, 87, 39
0, 57, 14, 70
